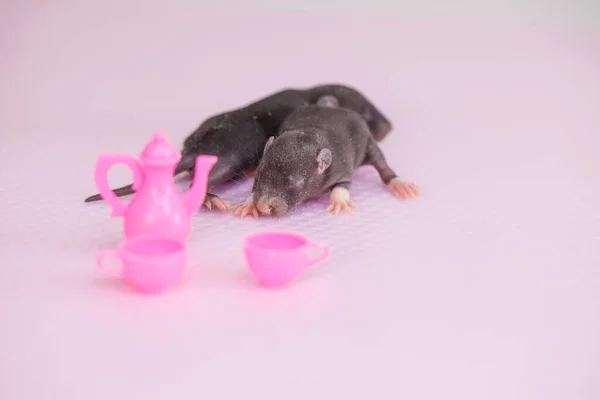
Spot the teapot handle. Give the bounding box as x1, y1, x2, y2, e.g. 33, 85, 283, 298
94, 154, 144, 217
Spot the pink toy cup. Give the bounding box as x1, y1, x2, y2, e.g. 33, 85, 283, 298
243, 232, 331, 288
96, 235, 187, 294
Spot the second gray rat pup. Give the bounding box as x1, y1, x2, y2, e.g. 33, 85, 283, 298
234, 104, 419, 218
83, 84, 392, 211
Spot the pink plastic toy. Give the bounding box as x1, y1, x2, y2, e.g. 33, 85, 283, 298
93, 131, 217, 242
96, 235, 187, 293
243, 231, 331, 288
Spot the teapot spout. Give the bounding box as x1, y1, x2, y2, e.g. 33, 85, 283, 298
182, 155, 218, 215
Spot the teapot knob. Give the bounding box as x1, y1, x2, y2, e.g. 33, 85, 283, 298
153, 131, 168, 141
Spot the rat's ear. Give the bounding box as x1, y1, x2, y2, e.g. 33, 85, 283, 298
316, 148, 332, 174
263, 136, 275, 154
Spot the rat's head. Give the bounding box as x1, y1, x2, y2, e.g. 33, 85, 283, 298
253, 132, 332, 217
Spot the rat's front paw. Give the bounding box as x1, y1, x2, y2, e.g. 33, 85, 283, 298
327, 186, 357, 215
388, 178, 420, 199
233, 195, 259, 218
204, 194, 230, 211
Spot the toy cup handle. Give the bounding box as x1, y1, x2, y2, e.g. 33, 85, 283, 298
94, 154, 144, 217
306, 242, 331, 268
96, 250, 123, 277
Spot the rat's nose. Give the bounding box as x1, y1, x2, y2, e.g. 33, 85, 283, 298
256, 196, 288, 217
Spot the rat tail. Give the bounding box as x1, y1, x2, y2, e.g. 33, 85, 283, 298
83, 154, 196, 203
83, 184, 135, 203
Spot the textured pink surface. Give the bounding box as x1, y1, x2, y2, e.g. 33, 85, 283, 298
1, 4, 599, 400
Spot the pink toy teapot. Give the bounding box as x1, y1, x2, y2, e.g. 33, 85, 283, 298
93, 131, 217, 242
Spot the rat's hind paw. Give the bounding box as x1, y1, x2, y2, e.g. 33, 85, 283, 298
388, 178, 420, 199
327, 186, 357, 215
204, 195, 230, 211
233, 195, 259, 218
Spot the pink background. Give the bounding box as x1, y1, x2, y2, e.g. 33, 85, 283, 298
1, 2, 599, 399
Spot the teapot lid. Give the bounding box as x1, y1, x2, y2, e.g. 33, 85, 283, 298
140, 131, 181, 166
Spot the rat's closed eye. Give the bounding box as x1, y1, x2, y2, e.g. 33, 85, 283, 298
287, 175, 305, 188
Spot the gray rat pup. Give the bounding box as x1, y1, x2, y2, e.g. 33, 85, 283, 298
83, 84, 392, 211
234, 104, 419, 218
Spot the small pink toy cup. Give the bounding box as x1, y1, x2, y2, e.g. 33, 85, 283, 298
243, 231, 331, 288
96, 235, 187, 294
